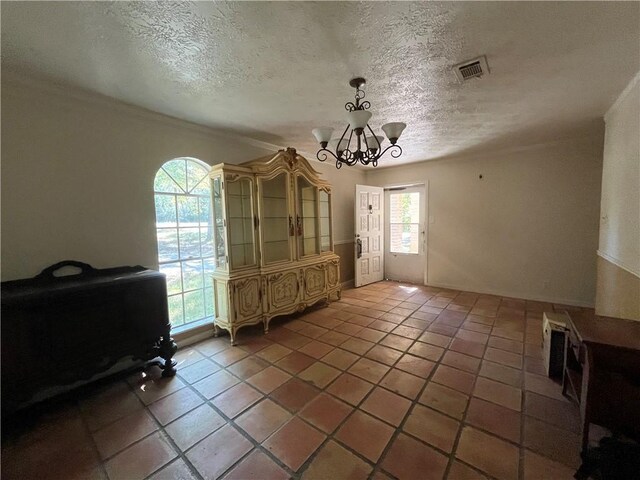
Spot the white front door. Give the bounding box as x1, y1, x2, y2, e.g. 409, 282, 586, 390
384, 184, 427, 284
355, 184, 384, 287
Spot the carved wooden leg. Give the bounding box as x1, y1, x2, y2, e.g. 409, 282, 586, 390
263, 317, 269, 334
229, 329, 237, 347
213, 323, 220, 338
159, 335, 178, 377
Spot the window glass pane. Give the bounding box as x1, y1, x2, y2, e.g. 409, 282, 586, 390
298, 176, 318, 256
204, 287, 214, 317
212, 176, 226, 268
260, 173, 289, 264
157, 228, 179, 262
167, 294, 184, 326
191, 176, 210, 196
155, 158, 214, 330
198, 196, 212, 225
200, 227, 214, 257
203, 259, 214, 289
186, 161, 208, 193
162, 160, 187, 192
154, 169, 181, 193
184, 290, 205, 323
389, 191, 421, 254
182, 259, 204, 291
179, 227, 201, 259
155, 194, 177, 227
390, 223, 419, 254
160, 262, 182, 295
389, 192, 420, 224
177, 196, 199, 226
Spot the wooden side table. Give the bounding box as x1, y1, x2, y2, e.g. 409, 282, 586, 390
562, 313, 640, 454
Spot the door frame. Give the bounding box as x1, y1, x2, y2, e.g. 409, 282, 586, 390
383, 181, 429, 285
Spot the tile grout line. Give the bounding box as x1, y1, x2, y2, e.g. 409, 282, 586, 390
302, 290, 516, 479
75, 395, 112, 480
53, 283, 577, 480
165, 369, 295, 479
131, 373, 206, 480
442, 298, 494, 480
194, 296, 515, 479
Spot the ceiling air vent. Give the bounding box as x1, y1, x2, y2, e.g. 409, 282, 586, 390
453, 55, 489, 83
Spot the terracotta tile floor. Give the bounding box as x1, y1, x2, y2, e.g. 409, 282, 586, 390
2, 281, 591, 480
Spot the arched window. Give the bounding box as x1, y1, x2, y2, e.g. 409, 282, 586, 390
154, 158, 214, 330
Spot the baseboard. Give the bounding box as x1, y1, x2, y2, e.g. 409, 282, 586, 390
425, 280, 594, 308
174, 322, 217, 348
341, 279, 355, 290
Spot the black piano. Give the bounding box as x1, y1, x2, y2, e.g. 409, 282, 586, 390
1, 261, 177, 416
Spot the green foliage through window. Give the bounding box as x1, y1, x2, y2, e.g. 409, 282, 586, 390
154, 158, 214, 328
389, 192, 420, 254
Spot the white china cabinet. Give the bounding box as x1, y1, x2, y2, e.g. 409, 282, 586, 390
210, 148, 340, 344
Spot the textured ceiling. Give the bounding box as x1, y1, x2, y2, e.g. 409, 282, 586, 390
2, 1, 639, 166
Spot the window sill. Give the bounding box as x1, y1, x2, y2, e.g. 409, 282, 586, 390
171, 318, 217, 347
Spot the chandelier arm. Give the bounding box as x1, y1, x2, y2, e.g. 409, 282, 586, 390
362, 133, 370, 153
336, 124, 349, 157
342, 151, 353, 166
316, 148, 340, 163
365, 149, 376, 162
339, 148, 354, 166
343, 149, 357, 167
334, 124, 350, 157
345, 128, 354, 157
378, 144, 403, 159
365, 124, 382, 151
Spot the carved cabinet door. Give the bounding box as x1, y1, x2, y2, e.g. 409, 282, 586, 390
326, 260, 340, 289
303, 264, 327, 300
266, 271, 300, 312
233, 277, 262, 322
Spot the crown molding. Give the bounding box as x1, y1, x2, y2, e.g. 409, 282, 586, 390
369, 129, 604, 172
2, 71, 286, 153
2, 71, 355, 169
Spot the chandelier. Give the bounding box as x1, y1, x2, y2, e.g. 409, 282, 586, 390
312, 78, 406, 168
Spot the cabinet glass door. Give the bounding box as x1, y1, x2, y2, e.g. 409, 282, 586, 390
259, 173, 292, 264
211, 175, 227, 270
227, 177, 256, 269
297, 175, 319, 257
319, 189, 332, 252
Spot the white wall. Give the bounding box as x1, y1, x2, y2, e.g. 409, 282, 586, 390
366, 135, 604, 306
0, 77, 363, 281
599, 72, 640, 276
595, 71, 640, 320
